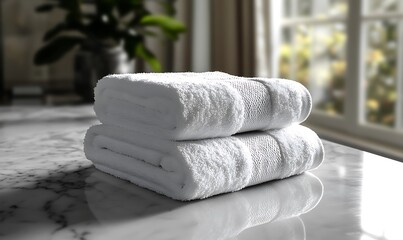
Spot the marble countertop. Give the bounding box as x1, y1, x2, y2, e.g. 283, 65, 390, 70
1, 106, 403, 240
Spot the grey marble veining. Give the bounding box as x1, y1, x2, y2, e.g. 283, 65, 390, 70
1, 106, 403, 240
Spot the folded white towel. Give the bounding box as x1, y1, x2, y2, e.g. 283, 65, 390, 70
94, 71, 312, 140
85, 171, 323, 239
84, 124, 324, 200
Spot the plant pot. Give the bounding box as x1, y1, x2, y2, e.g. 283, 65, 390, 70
74, 45, 135, 102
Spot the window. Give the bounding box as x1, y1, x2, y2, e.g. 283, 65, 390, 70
269, 0, 403, 149
278, 0, 348, 115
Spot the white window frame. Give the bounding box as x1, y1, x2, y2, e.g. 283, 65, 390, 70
268, 0, 403, 150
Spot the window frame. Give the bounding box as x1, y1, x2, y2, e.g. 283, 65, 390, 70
269, 0, 403, 149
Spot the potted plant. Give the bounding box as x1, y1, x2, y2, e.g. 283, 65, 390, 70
34, 0, 186, 100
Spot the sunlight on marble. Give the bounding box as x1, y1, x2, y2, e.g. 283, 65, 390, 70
337, 165, 347, 178
360, 152, 403, 240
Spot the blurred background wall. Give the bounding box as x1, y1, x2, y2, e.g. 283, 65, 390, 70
1, 0, 75, 100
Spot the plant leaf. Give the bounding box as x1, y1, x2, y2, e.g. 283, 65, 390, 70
123, 35, 141, 59
34, 37, 83, 65
135, 42, 161, 72
140, 15, 186, 40
43, 23, 69, 41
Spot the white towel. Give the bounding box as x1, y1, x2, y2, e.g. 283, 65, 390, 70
85, 171, 323, 240
94, 71, 312, 140
84, 124, 324, 200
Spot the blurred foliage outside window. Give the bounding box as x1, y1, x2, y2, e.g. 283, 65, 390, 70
365, 21, 398, 127
278, 0, 402, 128
279, 0, 347, 116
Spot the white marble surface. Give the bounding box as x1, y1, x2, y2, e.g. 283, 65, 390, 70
1, 106, 403, 240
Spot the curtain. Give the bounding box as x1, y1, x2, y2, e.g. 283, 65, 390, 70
254, 0, 274, 77
173, 0, 193, 72
210, 0, 256, 77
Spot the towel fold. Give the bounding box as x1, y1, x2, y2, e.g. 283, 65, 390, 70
85, 171, 323, 240
94, 71, 312, 140
84, 124, 324, 200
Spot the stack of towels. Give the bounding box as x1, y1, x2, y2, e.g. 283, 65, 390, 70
84, 71, 324, 201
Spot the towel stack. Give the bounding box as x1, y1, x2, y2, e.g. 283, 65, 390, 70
84, 71, 324, 201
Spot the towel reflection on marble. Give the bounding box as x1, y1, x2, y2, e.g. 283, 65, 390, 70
84, 171, 323, 240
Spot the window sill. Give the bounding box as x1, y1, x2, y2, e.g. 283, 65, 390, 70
303, 122, 403, 163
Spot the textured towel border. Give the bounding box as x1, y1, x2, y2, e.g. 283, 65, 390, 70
253, 78, 312, 129
266, 125, 324, 179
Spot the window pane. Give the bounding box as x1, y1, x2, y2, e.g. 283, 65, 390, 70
279, 25, 312, 86
297, 0, 313, 17
363, 21, 398, 128
279, 28, 293, 79
281, 0, 348, 19
314, 0, 348, 18
294, 25, 312, 87
366, 0, 399, 14
278, 0, 348, 116
311, 24, 347, 115
282, 0, 293, 18
278, 23, 347, 116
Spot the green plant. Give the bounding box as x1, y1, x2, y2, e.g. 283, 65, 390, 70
34, 0, 186, 72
